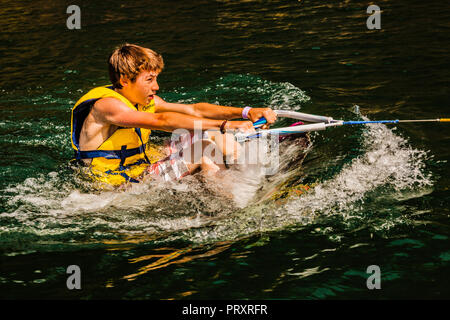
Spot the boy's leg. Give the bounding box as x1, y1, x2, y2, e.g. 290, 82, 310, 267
182, 139, 226, 175
206, 131, 241, 165
143, 137, 226, 182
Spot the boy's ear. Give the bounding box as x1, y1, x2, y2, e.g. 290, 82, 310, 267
119, 74, 129, 88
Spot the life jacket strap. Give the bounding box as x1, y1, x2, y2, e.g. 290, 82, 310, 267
74, 143, 149, 160
119, 145, 127, 170
135, 128, 152, 164
103, 169, 141, 183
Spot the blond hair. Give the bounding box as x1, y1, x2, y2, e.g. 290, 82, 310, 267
108, 43, 164, 89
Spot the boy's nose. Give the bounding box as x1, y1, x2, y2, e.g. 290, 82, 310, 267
152, 81, 159, 91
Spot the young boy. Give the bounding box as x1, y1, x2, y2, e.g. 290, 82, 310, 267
70, 43, 277, 187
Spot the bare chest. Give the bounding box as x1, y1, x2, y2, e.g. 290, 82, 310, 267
79, 112, 117, 151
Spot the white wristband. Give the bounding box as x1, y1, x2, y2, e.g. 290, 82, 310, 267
242, 106, 252, 119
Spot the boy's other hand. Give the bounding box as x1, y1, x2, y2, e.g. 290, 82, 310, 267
247, 108, 277, 129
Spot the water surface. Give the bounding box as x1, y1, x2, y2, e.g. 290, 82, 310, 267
0, 0, 449, 299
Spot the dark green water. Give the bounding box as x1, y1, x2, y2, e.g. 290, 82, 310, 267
1, 0, 449, 299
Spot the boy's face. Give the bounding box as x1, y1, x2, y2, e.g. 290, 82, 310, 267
120, 70, 160, 106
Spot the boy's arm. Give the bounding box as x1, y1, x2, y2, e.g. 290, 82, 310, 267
153, 95, 277, 127
92, 97, 254, 132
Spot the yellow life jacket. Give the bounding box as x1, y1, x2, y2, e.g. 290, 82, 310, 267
70, 85, 162, 186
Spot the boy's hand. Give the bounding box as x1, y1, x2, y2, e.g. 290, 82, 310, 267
247, 108, 277, 129
226, 120, 255, 133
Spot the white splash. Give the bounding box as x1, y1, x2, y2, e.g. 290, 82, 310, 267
281, 119, 433, 223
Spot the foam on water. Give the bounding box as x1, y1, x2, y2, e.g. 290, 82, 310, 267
282, 119, 432, 218
0, 119, 70, 155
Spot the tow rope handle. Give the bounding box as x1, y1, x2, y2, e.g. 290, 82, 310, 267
253, 117, 267, 128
